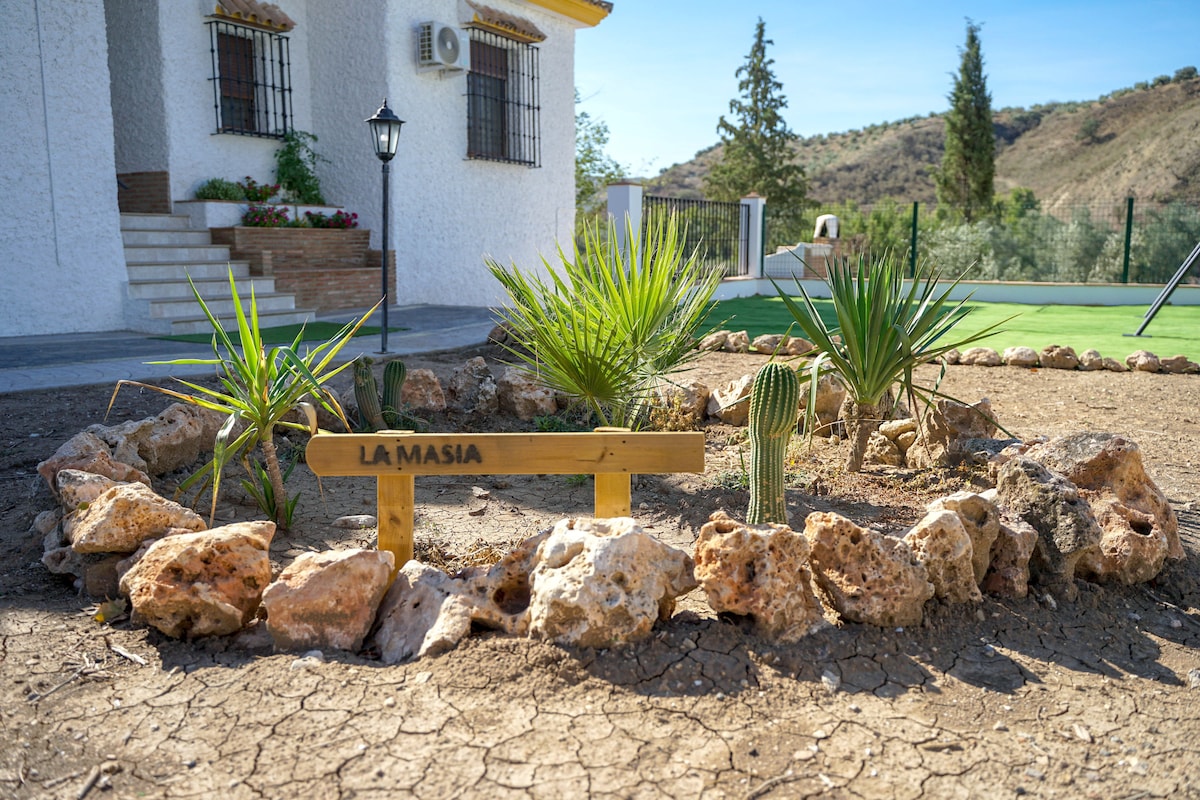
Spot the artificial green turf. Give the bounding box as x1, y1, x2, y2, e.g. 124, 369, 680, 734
158, 322, 406, 345
706, 295, 1200, 361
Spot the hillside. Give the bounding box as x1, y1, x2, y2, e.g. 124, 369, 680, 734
646, 77, 1200, 209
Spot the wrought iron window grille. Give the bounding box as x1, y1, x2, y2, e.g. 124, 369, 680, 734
207, 20, 293, 138
466, 28, 540, 167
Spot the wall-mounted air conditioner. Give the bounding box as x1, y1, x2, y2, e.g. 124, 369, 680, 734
417, 22, 469, 72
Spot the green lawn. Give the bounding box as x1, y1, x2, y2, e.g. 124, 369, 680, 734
159, 322, 405, 346
705, 295, 1200, 362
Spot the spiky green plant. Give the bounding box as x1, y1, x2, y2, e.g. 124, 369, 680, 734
777, 251, 1010, 472
746, 361, 801, 525
487, 212, 722, 428
108, 270, 376, 528
353, 357, 412, 431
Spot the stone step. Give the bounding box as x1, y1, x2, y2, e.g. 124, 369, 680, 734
166, 309, 317, 336
124, 262, 253, 282
119, 212, 193, 231
123, 244, 234, 263
121, 228, 213, 247
147, 292, 300, 320
126, 276, 277, 301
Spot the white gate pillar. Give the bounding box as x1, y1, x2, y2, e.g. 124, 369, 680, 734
741, 194, 766, 278
607, 181, 644, 260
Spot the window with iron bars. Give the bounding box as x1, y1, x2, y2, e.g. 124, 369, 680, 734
466, 28, 540, 167
207, 20, 293, 138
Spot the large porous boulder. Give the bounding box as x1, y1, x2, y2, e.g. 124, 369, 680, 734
1075, 497, 1169, 585
803, 512, 934, 627
751, 333, 786, 355
89, 403, 225, 477
1039, 344, 1079, 370
782, 336, 816, 356
1002, 346, 1040, 368
1022, 432, 1181, 560
119, 521, 275, 638
927, 492, 1001, 584
693, 510, 826, 641
798, 373, 846, 435
653, 380, 711, 429
1077, 349, 1105, 371
372, 562, 485, 663
863, 432, 904, 467
979, 503, 1039, 599
401, 368, 447, 413
445, 357, 499, 415
723, 331, 751, 353
37, 432, 151, 494
261, 549, 395, 652
1160, 355, 1200, 374
1126, 350, 1160, 373
904, 399, 998, 469
994, 457, 1101, 602
497, 367, 556, 420
903, 511, 981, 604
708, 374, 755, 426
56, 469, 122, 510
958, 347, 1002, 367
698, 330, 730, 351
67, 483, 206, 554
526, 517, 696, 647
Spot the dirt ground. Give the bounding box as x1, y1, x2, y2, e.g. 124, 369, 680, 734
2, 343, 1200, 799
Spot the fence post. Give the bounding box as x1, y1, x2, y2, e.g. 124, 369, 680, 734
740, 194, 766, 278
909, 201, 919, 278
607, 181, 644, 262
1121, 196, 1134, 284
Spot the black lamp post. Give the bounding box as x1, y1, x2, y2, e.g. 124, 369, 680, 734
366, 99, 404, 353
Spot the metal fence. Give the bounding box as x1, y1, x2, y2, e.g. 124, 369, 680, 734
643, 195, 750, 277
798, 198, 1200, 284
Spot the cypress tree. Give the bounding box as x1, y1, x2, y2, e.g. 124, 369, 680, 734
935, 20, 995, 222
705, 18, 807, 245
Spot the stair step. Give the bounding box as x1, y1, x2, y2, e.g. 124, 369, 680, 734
122, 228, 213, 246
125, 262, 252, 281
124, 244, 234, 262
167, 309, 318, 336
126, 276, 277, 301
148, 292, 299, 319
120, 213, 193, 231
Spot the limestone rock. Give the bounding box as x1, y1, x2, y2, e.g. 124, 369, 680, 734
927, 492, 1001, 584
958, 347, 1002, 367
37, 431, 151, 494
693, 510, 826, 641
903, 511, 981, 604
708, 374, 755, 426
372, 562, 482, 663
119, 521, 275, 638
497, 367, 555, 421
904, 399, 998, 469
1125, 350, 1160, 373
527, 517, 696, 647
1101, 356, 1129, 372
751, 334, 785, 355
783, 336, 816, 356
1078, 349, 1105, 371
803, 512, 934, 627
994, 457, 1101, 602
698, 330, 730, 351
981, 510, 1038, 599
99, 403, 225, 476
56, 469, 122, 511
879, 418, 917, 440
262, 549, 394, 652
653, 380, 710, 429
400, 368, 447, 413
723, 331, 750, 353
1039, 344, 1079, 370
446, 357, 499, 415
1002, 346, 1040, 368
863, 432, 903, 467
1160, 354, 1200, 374
942, 348, 961, 365
1076, 496, 1169, 585
896, 431, 917, 452
1023, 432, 1181, 560
67, 483, 206, 554
798, 373, 846, 435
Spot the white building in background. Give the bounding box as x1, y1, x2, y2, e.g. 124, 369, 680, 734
1, 0, 611, 337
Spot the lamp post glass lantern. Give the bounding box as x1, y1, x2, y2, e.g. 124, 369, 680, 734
366, 99, 404, 352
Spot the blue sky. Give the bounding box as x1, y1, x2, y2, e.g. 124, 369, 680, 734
575, 1, 1200, 176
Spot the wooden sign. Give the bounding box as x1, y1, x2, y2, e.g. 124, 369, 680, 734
306, 429, 706, 570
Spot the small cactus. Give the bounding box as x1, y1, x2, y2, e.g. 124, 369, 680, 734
353, 357, 409, 432
382, 360, 408, 428
746, 362, 801, 525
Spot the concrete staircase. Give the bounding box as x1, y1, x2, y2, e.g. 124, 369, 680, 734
121, 212, 315, 335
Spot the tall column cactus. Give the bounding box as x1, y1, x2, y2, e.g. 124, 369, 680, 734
353, 358, 386, 431
382, 360, 407, 428
747, 362, 801, 525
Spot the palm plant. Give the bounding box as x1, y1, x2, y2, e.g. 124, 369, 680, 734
487, 213, 722, 429
108, 270, 376, 528
777, 251, 1008, 471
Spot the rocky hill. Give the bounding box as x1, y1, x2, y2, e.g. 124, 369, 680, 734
646, 75, 1200, 210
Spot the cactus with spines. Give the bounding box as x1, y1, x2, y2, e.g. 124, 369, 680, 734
353, 357, 386, 431
747, 361, 801, 525
382, 360, 407, 427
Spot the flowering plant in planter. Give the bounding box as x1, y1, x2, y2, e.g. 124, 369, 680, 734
239, 176, 280, 202
304, 210, 359, 229
242, 204, 290, 227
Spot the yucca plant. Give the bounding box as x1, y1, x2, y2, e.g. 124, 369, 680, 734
777, 251, 1009, 472
108, 270, 377, 529
487, 213, 723, 429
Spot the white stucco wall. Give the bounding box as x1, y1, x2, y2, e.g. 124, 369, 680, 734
106, 0, 168, 173
0, 0, 128, 336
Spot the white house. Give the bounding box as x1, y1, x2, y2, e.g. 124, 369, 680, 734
1, 0, 611, 337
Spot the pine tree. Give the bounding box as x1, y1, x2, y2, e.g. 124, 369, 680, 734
935, 20, 995, 223
705, 18, 807, 245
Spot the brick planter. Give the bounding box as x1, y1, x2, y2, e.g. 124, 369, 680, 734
210, 227, 391, 312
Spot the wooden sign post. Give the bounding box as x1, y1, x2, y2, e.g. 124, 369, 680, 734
305, 429, 706, 570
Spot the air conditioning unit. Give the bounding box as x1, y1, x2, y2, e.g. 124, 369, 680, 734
417, 22, 469, 72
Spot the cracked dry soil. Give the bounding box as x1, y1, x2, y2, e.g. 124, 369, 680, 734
3, 343, 1200, 799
